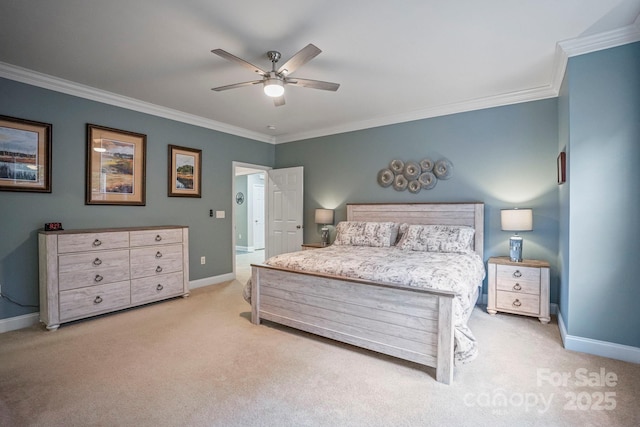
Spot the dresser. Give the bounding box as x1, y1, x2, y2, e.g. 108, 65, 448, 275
38, 226, 189, 330
487, 256, 550, 323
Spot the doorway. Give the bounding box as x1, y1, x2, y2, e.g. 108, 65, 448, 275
233, 162, 269, 281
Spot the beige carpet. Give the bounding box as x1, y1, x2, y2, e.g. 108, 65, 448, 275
1, 272, 638, 426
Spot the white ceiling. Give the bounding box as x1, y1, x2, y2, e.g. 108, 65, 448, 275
1, 1, 639, 144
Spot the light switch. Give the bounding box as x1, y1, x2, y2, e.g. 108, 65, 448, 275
216, 210, 225, 219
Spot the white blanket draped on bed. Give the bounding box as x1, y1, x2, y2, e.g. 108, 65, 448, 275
243, 245, 485, 365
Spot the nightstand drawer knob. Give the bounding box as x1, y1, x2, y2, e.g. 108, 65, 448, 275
513, 299, 522, 307
513, 270, 522, 278
513, 283, 522, 291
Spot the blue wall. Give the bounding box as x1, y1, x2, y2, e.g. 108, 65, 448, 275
276, 99, 560, 298
562, 42, 640, 347
0, 78, 275, 319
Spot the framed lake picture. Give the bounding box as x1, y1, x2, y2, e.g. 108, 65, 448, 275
0, 115, 52, 193
168, 144, 201, 197
86, 124, 146, 205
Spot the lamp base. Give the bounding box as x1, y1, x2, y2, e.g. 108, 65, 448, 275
321, 227, 330, 246
509, 235, 523, 262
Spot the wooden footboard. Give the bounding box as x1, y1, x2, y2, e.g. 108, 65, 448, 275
251, 264, 455, 384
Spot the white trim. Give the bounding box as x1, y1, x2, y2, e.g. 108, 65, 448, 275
189, 273, 235, 290
0, 61, 275, 144
1, 18, 638, 145
557, 310, 640, 364
0, 312, 40, 333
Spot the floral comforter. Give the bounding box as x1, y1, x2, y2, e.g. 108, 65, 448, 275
243, 245, 485, 364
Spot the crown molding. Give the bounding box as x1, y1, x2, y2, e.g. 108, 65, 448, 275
275, 85, 558, 144
0, 62, 276, 144
279, 16, 640, 144
2, 16, 638, 146
551, 14, 640, 93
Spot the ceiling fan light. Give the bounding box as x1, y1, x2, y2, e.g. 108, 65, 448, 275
264, 79, 284, 97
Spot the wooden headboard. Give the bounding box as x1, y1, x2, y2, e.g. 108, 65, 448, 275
346, 202, 484, 260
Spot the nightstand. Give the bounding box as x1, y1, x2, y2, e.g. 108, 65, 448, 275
301, 243, 327, 250
487, 256, 550, 323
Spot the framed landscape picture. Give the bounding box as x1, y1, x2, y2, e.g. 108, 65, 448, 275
0, 115, 52, 193
168, 144, 201, 197
86, 124, 146, 205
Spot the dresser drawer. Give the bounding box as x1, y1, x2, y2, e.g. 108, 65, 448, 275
59, 280, 131, 321
58, 250, 130, 291
496, 290, 540, 315
131, 271, 184, 305
130, 244, 183, 279
58, 232, 129, 253
130, 229, 183, 247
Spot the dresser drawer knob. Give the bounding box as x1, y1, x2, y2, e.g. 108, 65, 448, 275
93, 258, 102, 266
94, 274, 104, 282
512, 299, 522, 307
156, 266, 163, 273
94, 296, 103, 304
155, 235, 162, 242
513, 270, 522, 278
513, 283, 522, 291
156, 284, 164, 291
155, 251, 162, 258
92, 239, 102, 247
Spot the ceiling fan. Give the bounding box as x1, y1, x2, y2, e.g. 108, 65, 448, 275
211, 43, 340, 107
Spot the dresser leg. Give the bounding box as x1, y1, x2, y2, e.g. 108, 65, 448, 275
539, 316, 550, 324
45, 324, 60, 331
487, 309, 497, 315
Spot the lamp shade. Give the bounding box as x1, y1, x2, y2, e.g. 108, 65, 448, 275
501, 208, 533, 231
315, 208, 334, 225
263, 79, 284, 97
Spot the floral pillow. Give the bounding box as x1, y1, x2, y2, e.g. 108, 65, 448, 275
333, 221, 399, 247
397, 224, 475, 253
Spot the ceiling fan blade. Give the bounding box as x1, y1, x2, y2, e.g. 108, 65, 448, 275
211, 49, 268, 76
277, 44, 321, 76
211, 80, 263, 91
286, 78, 340, 91
273, 95, 286, 107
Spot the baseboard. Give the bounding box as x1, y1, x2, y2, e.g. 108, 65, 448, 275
557, 309, 640, 364
189, 272, 235, 290
0, 312, 40, 333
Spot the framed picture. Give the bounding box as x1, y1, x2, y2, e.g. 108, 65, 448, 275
557, 151, 566, 184
0, 115, 52, 193
86, 124, 146, 205
168, 145, 201, 197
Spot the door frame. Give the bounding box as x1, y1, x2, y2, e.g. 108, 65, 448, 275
232, 161, 271, 278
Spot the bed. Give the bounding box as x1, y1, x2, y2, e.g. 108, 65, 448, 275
245, 202, 484, 384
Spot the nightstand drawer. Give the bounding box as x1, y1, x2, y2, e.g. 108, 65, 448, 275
496, 277, 540, 295
496, 290, 540, 315
496, 265, 540, 286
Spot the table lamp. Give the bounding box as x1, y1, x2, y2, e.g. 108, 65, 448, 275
315, 208, 334, 246
501, 208, 533, 262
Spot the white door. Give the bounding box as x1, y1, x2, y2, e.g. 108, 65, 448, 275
252, 183, 265, 250
266, 166, 304, 258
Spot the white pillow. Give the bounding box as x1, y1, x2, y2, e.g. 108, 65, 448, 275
333, 221, 399, 247
397, 224, 475, 253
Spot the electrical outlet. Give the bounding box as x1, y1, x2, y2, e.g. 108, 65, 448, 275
200, 256, 206, 265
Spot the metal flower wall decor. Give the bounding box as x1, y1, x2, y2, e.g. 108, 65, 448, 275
377, 157, 453, 194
